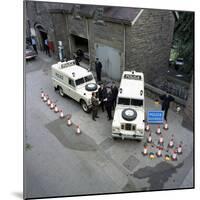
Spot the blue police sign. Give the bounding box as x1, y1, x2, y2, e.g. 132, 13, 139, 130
147, 111, 164, 124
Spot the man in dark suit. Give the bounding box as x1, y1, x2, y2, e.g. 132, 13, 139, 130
104, 88, 114, 120
95, 58, 102, 82
111, 81, 118, 109
98, 83, 107, 112
159, 93, 175, 121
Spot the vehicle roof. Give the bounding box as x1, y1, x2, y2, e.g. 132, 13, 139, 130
52, 60, 92, 80
118, 71, 144, 99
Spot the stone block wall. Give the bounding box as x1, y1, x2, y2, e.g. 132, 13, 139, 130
125, 9, 175, 84
182, 76, 194, 131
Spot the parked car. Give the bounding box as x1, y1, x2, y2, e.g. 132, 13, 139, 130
51, 60, 99, 112
175, 58, 184, 71
25, 45, 37, 60
112, 71, 145, 141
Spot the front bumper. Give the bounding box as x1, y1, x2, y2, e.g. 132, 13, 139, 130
112, 131, 144, 140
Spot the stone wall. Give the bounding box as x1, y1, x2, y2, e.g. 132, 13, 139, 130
125, 9, 175, 84
51, 13, 69, 59
182, 76, 194, 131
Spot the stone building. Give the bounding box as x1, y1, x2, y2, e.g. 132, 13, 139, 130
182, 76, 194, 131
25, 1, 175, 83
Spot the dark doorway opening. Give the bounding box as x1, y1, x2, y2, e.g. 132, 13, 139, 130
71, 34, 89, 64
39, 31, 47, 51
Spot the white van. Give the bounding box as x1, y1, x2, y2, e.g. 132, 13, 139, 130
51, 60, 99, 112
112, 71, 145, 140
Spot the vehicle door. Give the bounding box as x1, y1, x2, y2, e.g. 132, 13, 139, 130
67, 78, 77, 100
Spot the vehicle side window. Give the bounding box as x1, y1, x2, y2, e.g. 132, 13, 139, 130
68, 78, 75, 87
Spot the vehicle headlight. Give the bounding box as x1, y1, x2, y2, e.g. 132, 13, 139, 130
112, 127, 120, 132
137, 129, 144, 134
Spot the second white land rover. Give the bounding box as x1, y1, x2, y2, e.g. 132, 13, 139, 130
51, 60, 99, 112
112, 71, 145, 140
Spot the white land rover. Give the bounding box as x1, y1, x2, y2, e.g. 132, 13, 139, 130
51, 60, 99, 112
112, 71, 145, 140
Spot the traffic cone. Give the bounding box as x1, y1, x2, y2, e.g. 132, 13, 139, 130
67, 116, 72, 126
149, 152, 155, 160
76, 125, 81, 134
158, 134, 164, 146
156, 125, 161, 135
156, 146, 162, 157
41, 90, 44, 99
47, 98, 51, 106
163, 121, 169, 130
43, 94, 47, 102
168, 135, 174, 148
54, 105, 59, 113
147, 132, 152, 143
50, 101, 54, 109
142, 144, 148, 156
145, 123, 150, 132
60, 110, 64, 119
171, 150, 177, 161
177, 143, 183, 155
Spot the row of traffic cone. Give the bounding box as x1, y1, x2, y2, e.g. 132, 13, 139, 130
143, 139, 183, 161
41, 90, 81, 134
66, 114, 81, 134
41, 90, 64, 118
146, 132, 178, 148
145, 122, 168, 133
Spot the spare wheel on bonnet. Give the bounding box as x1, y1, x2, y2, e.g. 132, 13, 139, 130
122, 108, 137, 121
85, 83, 98, 91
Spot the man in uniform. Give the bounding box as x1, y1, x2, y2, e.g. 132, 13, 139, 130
104, 87, 114, 120
91, 92, 99, 121
95, 58, 102, 82
159, 93, 175, 121
98, 82, 107, 112
111, 81, 118, 109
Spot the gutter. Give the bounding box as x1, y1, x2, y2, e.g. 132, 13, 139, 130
131, 9, 144, 26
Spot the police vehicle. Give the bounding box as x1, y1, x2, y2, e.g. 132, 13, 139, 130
51, 60, 99, 112
112, 71, 145, 140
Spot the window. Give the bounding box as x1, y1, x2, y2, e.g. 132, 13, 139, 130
131, 99, 143, 106
75, 78, 85, 86
94, 7, 105, 24
69, 79, 75, 87
74, 5, 81, 19
118, 98, 130, 105
84, 75, 93, 82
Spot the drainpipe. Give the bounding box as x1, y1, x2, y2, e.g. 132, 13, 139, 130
123, 24, 126, 73
86, 17, 91, 66
65, 15, 72, 58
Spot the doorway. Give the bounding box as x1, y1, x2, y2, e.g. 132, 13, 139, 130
95, 43, 121, 80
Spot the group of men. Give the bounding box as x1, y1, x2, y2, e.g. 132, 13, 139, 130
91, 82, 118, 121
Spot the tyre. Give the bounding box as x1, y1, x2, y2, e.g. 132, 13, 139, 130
85, 83, 98, 91
121, 108, 137, 121
59, 87, 65, 97
80, 100, 89, 113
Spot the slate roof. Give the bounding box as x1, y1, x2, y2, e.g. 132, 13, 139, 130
46, 2, 141, 24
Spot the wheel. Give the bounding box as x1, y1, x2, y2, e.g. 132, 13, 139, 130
85, 83, 98, 91
121, 108, 137, 121
80, 100, 89, 113
59, 87, 65, 97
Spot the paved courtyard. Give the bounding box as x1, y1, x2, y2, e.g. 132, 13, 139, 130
24, 53, 194, 199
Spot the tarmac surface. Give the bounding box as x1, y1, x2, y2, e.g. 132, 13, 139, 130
24, 53, 194, 199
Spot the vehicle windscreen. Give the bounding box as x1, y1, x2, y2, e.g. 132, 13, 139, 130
131, 99, 143, 106
118, 98, 130, 105
75, 78, 85, 86
118, 97, 143, 106
84, 75, 93, 82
